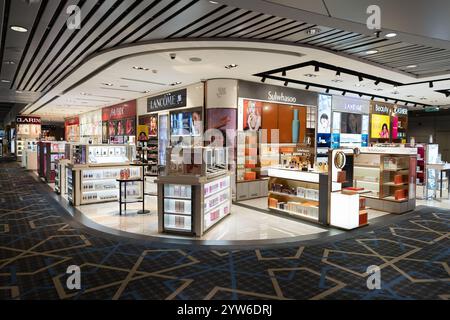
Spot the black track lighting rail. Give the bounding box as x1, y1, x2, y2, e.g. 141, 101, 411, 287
260, 74, 433, 108
255, 60, 450, 97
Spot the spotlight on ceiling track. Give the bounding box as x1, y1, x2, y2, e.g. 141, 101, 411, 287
325, 88, 330, 93
305, 85, 310, 90
358, 76, 364, 82
384, 98, 388, 101
336, 70, 341, 77
405, 102, 408, 106
261, 77, 266, 83
429, 81, 434, 88
282, 70, 286, 77
284, 81, 288, 87
374, 79, 380, 85
445, 92, 450, 97
414, 104, 417, 107
394, 100, 398, 104
342, 91, 346, 96
314, 65, 320, 72
371, 96, 375, 100
359, 93, 363, 97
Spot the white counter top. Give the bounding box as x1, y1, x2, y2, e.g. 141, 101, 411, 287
267, 167, 321, 183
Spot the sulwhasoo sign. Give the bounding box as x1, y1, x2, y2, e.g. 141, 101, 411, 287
147, 89, 187, 112
16, 116, 41, 125
267, 91, 297, 103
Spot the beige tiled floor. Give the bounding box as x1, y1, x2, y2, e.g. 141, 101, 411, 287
75, 199, 327, 240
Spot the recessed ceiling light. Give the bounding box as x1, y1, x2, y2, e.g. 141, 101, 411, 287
406, 95, 415, 98
374, 88, 383, 91
15, 90, 23, 94
171, 82, 182, 86
304, 73, 317, 78
102, 83, 113, 86
225, 64, 238, 69
365, 50, 378, 54
419, 97, 427, 100
391, 91, 399, 95
306, 27, 321, 35
406, 65, 417, 69
209, 1, 219, 4
331, 79, 343, 83
1, 79, 10, 83
4, 61, 15, 65
132, 66, 149, 71
144, 90, 150, 93
355, 83, 362, 87
189, 57, 202, 62
10, 25, 28, 32
385, 33, 397, 38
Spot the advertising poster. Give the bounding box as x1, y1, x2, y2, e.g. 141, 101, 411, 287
206, 108, 237, 147
243, 100, 262, 131
371, 114, 391, 139
317, 94, 331, 148
137, 125, 149, 141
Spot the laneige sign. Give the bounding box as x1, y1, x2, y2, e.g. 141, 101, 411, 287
147, 89, 187, 112
332, 96, 370, 114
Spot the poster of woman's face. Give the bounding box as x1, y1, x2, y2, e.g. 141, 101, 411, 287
318, 94, 332, 134
126, 118, 135, 136
149, 115, 158, 136
243, 100, 262, 131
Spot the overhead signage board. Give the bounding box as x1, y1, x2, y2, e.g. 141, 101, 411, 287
15, 115, 41, 125
147, 89, 187, 112
332, 96, 370, 114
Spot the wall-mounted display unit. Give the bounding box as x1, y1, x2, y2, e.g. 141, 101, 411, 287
79, 110, 102, 144
102, 101, 137, 145
64, 117, 80, 143
37, 141, 66, 182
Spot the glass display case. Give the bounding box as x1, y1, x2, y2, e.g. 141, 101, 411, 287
163, 184, 193, 233
70, 144, 134, 165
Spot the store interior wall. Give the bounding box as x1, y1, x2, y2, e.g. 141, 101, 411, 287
408, 113, 450, 162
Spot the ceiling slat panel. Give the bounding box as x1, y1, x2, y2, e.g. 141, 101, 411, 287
35, 0, 136, 92
184, 9, 249, 38
241, 20, 300, 39
208, 13, 272, 37
264, 22, 310, 40
17, 0, 82, 91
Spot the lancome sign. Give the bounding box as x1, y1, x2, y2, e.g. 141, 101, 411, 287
147, 89, 187, 112
16, 115, 41, 125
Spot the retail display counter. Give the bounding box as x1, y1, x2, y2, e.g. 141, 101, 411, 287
55, 159, 70, 195
65, 144, 141, 206
156, 173, 231, 236
267, 167, 328, 224
354, 147, 417, 213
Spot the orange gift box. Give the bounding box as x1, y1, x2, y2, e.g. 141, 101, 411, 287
244, 172, 256, 180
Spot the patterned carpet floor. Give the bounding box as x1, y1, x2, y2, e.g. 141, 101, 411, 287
0, 162, 449, 300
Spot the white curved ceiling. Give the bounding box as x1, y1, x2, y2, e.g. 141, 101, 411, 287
23, 40, 450, 121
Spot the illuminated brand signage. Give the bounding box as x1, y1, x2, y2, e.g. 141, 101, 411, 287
267, 91, 297, 103
16, 116, 41, 125
102, 101, 136, 121
147, 89, 187, 112
332, 96, 370, 114
393, 106, 408, 115
238, 80, 318, 106
374, 104, 390, 114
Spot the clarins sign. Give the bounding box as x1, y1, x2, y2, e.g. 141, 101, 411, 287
16, 115, 41, 125
147, 89, 187, 112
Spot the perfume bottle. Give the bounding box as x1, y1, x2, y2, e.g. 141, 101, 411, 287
292, 109, 300, 144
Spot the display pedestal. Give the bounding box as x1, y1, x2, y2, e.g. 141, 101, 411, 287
156, 173, 231, 237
